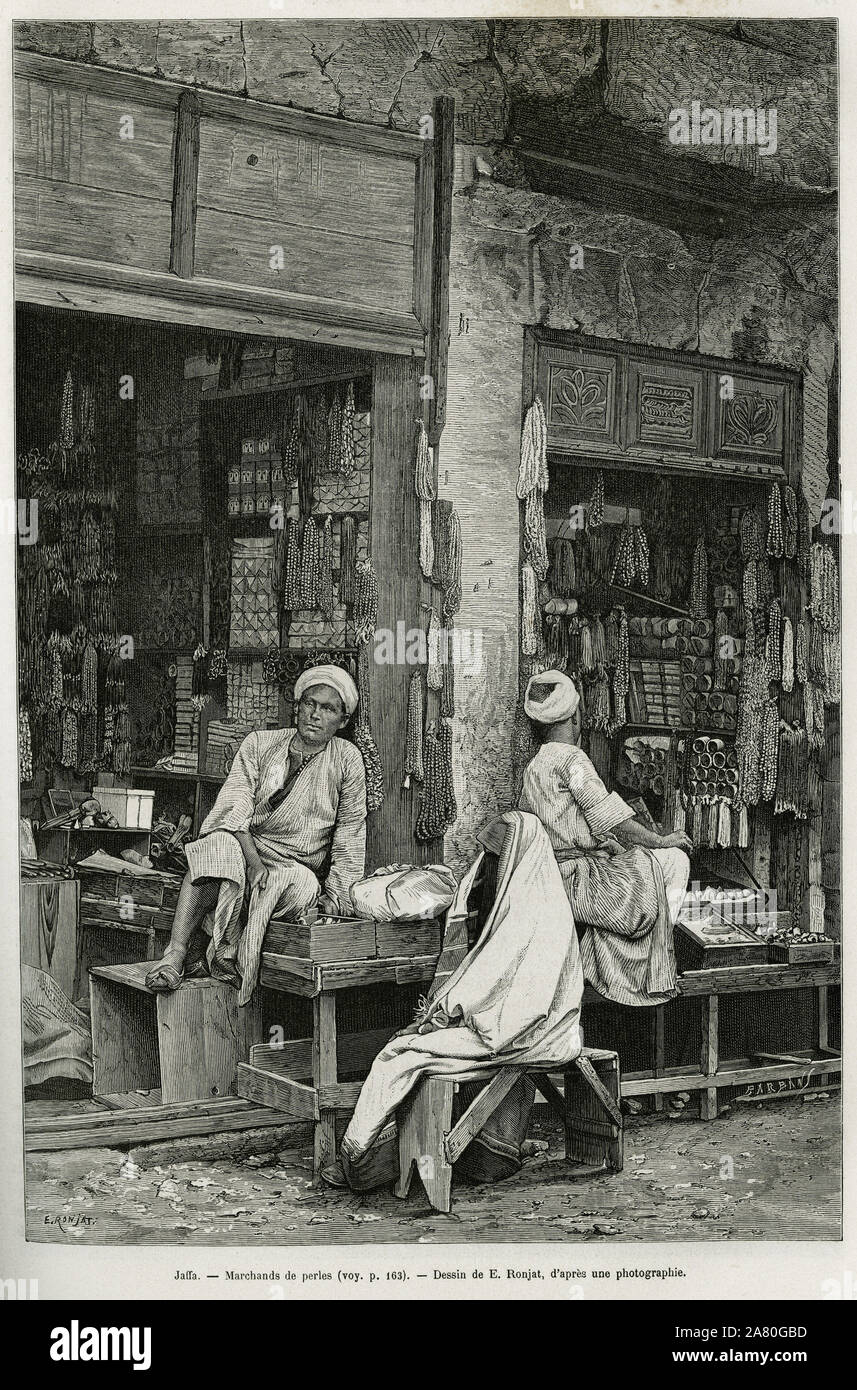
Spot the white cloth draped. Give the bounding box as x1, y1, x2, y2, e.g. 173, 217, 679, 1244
342, 811, 583, 1160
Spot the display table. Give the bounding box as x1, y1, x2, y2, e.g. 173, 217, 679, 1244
617, 961, 841, 1118
238, 951, 439, 1173
246, 951, 842, 1168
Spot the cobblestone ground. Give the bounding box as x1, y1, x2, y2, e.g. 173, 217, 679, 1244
26, 1092, 839, 1247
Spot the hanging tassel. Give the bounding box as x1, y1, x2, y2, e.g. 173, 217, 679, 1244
783, 485, 798, 559
517, 397, 548, 497
590, 615, 607, 672
318, 515, 335, 619
299, 517, 321, 610
766, 484, 784, 558
403, 671, 425, 788
521, 562, 540, 658
781, 616, 794, 693
588, 471, 604, 529
440, 626, 455, 718
690, 536, 708, 619
442, 509, 462, 620
760, 699, 779, 801
283, 518, 301, 610
739, 508, 763, 561
552, 538, 576, 597
415, 718, 457, 841
326, 390, 344, 473
81, 640, 98, 712
426, 608, 443, 690
19, 708, 32, 782
353, 643, 384, 811
795, 617, 809, 685
823, 629, 840, 704
415, 419, 435, 580
691, 800, 704, 845
736, 803, 749, 849
766, 599, 782, 683
632, 527, 650, 588
340, 381, 356, 477
518, 398, 549, 580
339, 516, 357, 606
353, 559, 378, 644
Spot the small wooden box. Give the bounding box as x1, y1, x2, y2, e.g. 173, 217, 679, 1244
265, 914, 375, 963
675, 917, 768, 971
768, 939, 834, 965
376, 918, 442, 959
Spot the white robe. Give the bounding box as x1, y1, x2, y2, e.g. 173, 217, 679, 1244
342, 812, 583, 1159
186, 729, 366, 1004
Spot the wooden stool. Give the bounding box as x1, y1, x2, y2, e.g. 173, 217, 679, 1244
396, 1046, 623, 1214
89, 962, 263, 1104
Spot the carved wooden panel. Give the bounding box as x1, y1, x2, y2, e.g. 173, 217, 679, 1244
539, 346, 621, 454
713, 375, 786, 467
626, 359, 705, 455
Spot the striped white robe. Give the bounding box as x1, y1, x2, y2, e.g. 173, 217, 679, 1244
186, 729, 366, 1004
520, 742, 687, 1006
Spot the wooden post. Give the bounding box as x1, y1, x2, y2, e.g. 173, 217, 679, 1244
312, 992, 338, 1175
427, 94, 455, 449
699, 993, 719, 1120
170, 90, 201, 279
652, 1004, 666, 1113
369, 353, 425, 866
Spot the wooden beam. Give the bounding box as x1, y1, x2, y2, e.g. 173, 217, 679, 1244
427, 94, 455, 447
16, 253, 426, 358
444, 1068, 520, 1164
236, 1064, 319, 1120
621, 1055, 840, 1098
573, 1054, 623, 1127
170, 91, 201, 278
532, 1072, 567, 1119
25, 1099, 302, 1152
677, 963, 839, 995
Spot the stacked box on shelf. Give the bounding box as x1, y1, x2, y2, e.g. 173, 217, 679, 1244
630, 660, 682, 727
205, 719, 257, 776
229, 537, 279, 648
76, 864, 183, 971
174, 655, 198, 753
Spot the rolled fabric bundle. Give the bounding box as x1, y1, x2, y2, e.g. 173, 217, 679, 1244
639, 768, 652, 789
682, 672, 698, 693
725, 768, 739, 786
728, 675, 741, 694
712, 750, 726, 769
681, 655, 696, 674
666, 618, 681, 635
675, 635, 690, 654
679, 619, 694, 637
697, 674, 713, 694
628, 616, 645, 636
543, 597, 579, 615
708, 693, 724, 712
660, 636, 679, 653
698, 751, 713, 769
706, 738, 725, 752
655, 749, 666, 768
723, 695, 738, 715
690, 636, 709, 655
706, 802, 719, 846
694, 619, 714, 638
652, 775, 665, 795
705, 781, 718, 798
642, 746, 655, 764
651, 617, 668, 638
726, 746, 738, 767
692, 736, 707, 754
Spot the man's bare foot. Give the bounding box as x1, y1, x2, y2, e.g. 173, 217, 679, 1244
145, 947, 186, 992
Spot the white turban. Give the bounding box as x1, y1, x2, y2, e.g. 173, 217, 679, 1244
524, 669, 580, 725
294, 664, 359, 717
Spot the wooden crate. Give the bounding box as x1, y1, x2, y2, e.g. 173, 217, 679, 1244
90, 962, 263, 1104
376, 918, 442, 959
768, 939, 834, 965
264, 915, 375, 963
20, 878, 79, 998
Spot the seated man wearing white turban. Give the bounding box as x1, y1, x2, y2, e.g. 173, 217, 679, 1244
146, 665, 367, 1004
519, 669, 691, 1007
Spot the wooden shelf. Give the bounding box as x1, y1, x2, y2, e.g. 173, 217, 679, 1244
130, 765, 224, 784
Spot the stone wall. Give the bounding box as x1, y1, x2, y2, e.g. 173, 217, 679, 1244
15, 19, 837, 871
